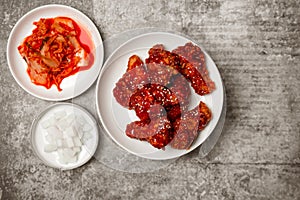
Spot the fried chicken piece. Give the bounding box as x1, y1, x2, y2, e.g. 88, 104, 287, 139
168, 74, 191, 111
126, 116, 173, 149
113, 55, 148, 108
146, 44, 212, 95
197, 101, 212, 131
172, 42, 215, 92
147, 62, 175, 86
170, 101, 212, 149
128, 85, 159, 122
129, 84, 181, 123
126, 55, 144, 72
127, 83, 183, 149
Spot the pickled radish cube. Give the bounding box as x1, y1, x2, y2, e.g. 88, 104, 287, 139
77, 129, 84, 139
74, 123, 83, 136
56, 139, 63, 147
44, 144, 57, 152
66, 137, 75, 148
64, 148, 77, 157
73, 136, 82, 147
45, 134, 55, 144
82, 123, 93, 132
66, 155, 78, 163
58, 156, 68, 165
81, 133, 92, 144
65, 127, 77, 137
57, 149, 68, 164
57, 148, 64, 157
41, 120, 51, 129
46, 126, 63, 139
76, 115, 87, 126
41, 122, 50, 129
41, 116, 56, 129
66, 114, 76, 125
84, 131, 92, 140
73, 147, 81, 153
62, 139, 68, 148
54, 110, 67, 120
59, 148, 78, 163
56, 118, 69, 131
81, 131, 92, 144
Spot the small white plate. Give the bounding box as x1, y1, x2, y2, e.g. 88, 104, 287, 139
96, 32, 224, 160
7, 4, 104, 101
30, 103, 99, 170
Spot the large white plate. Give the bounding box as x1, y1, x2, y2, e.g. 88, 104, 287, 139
96, 32, 224, 160
30, 103, 99, 170
7, 4, 104, 101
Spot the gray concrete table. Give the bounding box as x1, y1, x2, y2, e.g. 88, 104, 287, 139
0, 0, 299, 199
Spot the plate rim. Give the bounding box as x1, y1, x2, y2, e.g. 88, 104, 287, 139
6, 4, 104, 101
96, 31, 224, 160
30, 102, 99, 170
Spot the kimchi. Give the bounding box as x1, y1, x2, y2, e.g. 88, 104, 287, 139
18, 17, 93, 91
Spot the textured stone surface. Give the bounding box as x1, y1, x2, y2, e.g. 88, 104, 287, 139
0, 0, 300, 199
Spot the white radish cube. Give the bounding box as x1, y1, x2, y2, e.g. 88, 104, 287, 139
77, 129, 84, 139
56, 139, 63, 147
45, 134, 55, 144
66, 137, 75, 148
44, 144, 57, 152
74, 123, 83, 135
66, 114, 76, 125
46, 126, 63, 139
62, 139, 68, 148
82, 123, 93, 132
73, 136, 82, 147
56, 118, 69, 131
64, 148, 76, 157
73, 147, 81, 153
65, 127, 77, 137
81, 136, 89, 145
41, 120, 51, 129
83, 131, 93, 140
60, 148, 78, 163
81, 131, 92, 144
57, 148, 64, 157
58, 156, 68, 165
66, 155, 78, 163
54, 110, 67, 120
76, 115, 87, 126
57, 148, 70, 164
41, 116, 56, 129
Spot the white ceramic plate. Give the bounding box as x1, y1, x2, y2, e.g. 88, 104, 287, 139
96, 32, 224, 160
30, 103, 99, 170
7, 4, 104, 101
